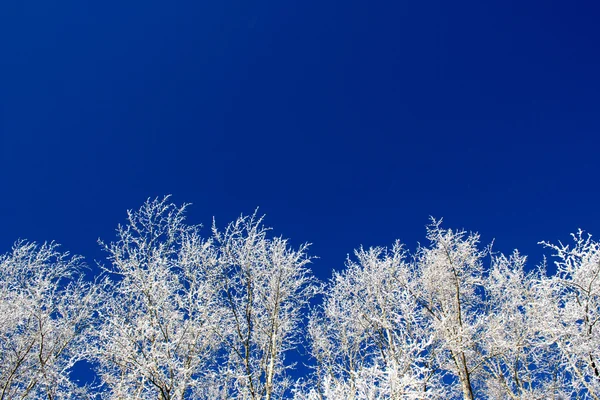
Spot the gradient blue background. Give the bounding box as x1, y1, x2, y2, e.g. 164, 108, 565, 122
2, 0, 599, 299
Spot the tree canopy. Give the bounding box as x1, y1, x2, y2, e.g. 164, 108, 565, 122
1, 197, 599, 399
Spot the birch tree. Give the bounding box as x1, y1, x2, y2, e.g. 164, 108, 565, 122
412, 221, 488, 400
536, 231, 600, 399
0, 241, 98, 400
209, 212, 319, 399
92, 197, 222, 399
481, 251, 566, 399
303, 243, 446, 400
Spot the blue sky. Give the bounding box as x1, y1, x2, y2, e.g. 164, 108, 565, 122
2, 0, 600, 282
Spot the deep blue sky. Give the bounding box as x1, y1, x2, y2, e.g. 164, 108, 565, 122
2, 0, 600, 280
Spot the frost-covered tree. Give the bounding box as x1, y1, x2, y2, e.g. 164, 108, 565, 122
92, 198, 319, 400
303, 243, 446, 400
412, 221, 487, 400
209, 212, 319, 399
0, 241, 99, 400
535, 231, 600, 399
301, 220, 581, 400
480, 251, 566, 399
92, 197, 222, 399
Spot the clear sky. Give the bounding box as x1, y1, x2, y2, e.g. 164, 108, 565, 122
2, 0, 600, 281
